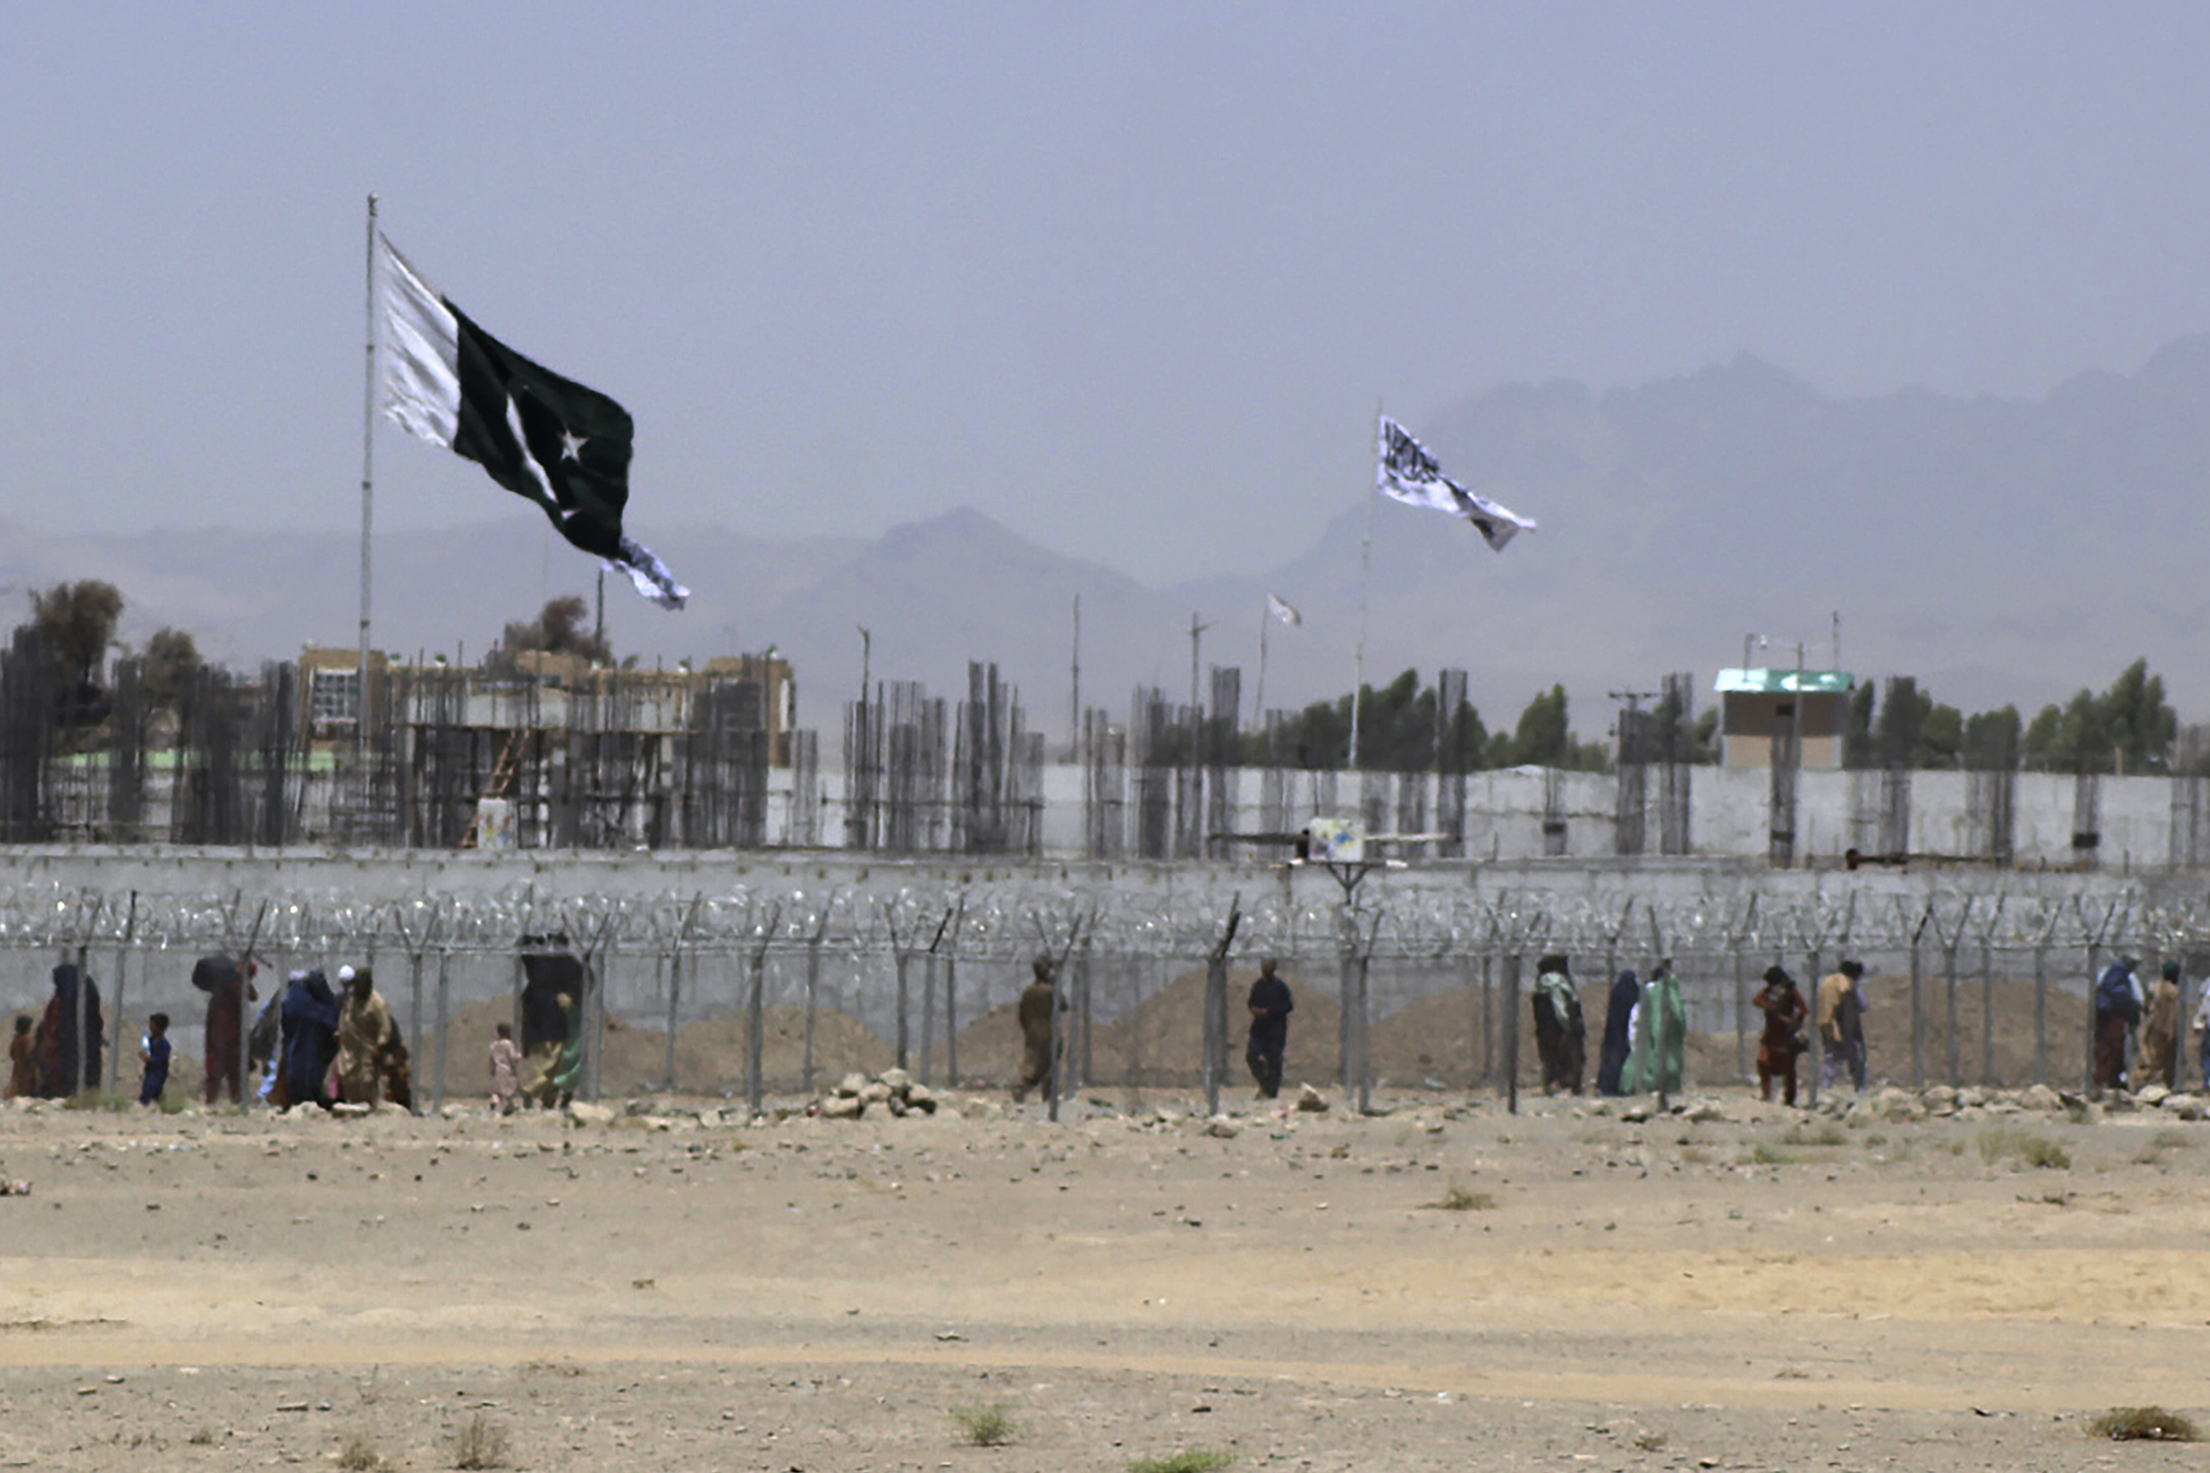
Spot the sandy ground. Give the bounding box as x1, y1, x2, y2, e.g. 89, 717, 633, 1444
0, 1077, 2204, 1473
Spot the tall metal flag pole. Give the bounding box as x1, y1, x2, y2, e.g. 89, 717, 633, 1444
1347, 403, 1380, 771
357, 193, 379, 791
1253, 597, 1269, 737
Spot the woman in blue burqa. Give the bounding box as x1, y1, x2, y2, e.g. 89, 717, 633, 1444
1595, 967, 1639, 1096
280, 969, 341, 1109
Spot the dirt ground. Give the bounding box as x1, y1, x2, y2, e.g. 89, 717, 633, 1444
0, 1072, 2205, 1473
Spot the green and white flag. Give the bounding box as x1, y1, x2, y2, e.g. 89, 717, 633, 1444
376, 235, 688, 609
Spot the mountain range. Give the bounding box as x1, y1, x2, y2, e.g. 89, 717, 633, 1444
9, 336, 2210, 743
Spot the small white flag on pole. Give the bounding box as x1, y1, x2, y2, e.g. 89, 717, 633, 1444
1376, 414, 1536, 552
1266, 592, 1303, 627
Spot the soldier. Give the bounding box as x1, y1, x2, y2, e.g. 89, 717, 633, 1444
1245, 958, 1294, 1100
1011, 956, 1060, 1103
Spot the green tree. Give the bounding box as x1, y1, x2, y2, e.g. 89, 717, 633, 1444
140, 627, 203, 711
500, 595, 609, 664
28, 579, 124, 728
2021, 660, 2174, 773
2099, 657, 2174, 773
1492, 684, 1607, 771
1918, 702, 1964, 767
1960, 705, 2021, 772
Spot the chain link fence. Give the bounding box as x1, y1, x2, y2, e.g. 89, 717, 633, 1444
3, 875, 2200, 1115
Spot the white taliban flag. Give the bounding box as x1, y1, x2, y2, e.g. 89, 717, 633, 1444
1266, 592, 1303, 627
1376, 414, 1536, 552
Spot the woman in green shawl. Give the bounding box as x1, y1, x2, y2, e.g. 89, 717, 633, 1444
531, 991, 587, 1108
1622, 960, 1687, 1095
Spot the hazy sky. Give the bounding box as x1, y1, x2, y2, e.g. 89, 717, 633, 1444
6, 2, 2209, 586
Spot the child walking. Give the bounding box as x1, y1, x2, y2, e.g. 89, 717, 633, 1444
139, 1013, 172, 1106
489, 1022, 521, 1114
6, 1016, 34, 1099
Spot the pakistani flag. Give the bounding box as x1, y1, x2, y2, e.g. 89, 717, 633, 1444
1376, 414, 1536, 552
376, 235, 688, 608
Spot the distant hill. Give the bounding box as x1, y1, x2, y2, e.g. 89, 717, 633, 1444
10, 336, 2210, 743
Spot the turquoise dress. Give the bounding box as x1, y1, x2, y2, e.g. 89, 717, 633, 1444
1622, 967, 1686, 1095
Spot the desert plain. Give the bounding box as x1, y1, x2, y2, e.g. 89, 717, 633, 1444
0, 1065, 2203, 1473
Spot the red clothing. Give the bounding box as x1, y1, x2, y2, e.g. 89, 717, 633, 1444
203, 977, 255, 1104
1754, 981, 1808, 1105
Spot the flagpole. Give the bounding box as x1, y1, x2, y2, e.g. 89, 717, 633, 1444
1348, 403, 1379, 772
1253, 598, 1269, 738
358, 192, 378, 802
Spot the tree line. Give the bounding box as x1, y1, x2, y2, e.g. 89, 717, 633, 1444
1842, 659, 2180, 775
6, 580, 2192, 777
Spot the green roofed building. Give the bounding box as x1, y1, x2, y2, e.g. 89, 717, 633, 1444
1713, 668, 1856, 770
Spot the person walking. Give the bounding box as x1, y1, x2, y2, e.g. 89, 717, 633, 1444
1011, 957, 1060, 1103
2194, 970, 2210, 1092
1531, 954, 1586, 1095
2092, 956, 2143, 1093
138, 1013, 172, 1107
1623, 961, 1686, 1096
193, 955, 258, 1105
5, 1017, 35, 1100
1753, 965, 1809, 1106
279, 969, 341, 1111
1817, 960, 1870, 1093
2137, 961, 2182, 1093
335, 965, 393, 1106
1244, 958, 1294, 1100
489, 1022, 523, 1114
1596, 969, 1638, 1096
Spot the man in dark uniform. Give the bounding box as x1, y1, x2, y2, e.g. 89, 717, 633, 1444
1245, 957, 1294, 1100
1012, 956, 1059, 1103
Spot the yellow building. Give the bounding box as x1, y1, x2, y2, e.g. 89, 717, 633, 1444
1714, 668, 1854, 769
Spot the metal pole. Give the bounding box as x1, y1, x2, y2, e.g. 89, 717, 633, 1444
920, 955, 936, 1086
1202, 948, 1224, 1116
945, 952, 960, 1088
746, 938, 767, 1117
1343, 958, 1361, 1117
1945, 935, 1962, 1089
1076, 939, 1094, 1093
107, 892, 136, 1097
1979, 937, 1995, 1087
803, 928, 822, 1097
1479, 952, 1493, 1085
408, 948, 425, 1116
1731, 937, 1746, 1085
662, 944, 680, 1093
1502, 950, 1521, 1115
586, 938, 609, 1102
893, 950, 910, 1071
2033, 939, 2048, 1085
1349, 434, 1377, 771
1910, 928, 1925, 1089
358, 193, 378, 815
432, 944, 450, 1115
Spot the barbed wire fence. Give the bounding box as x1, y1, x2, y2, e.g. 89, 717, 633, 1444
0, 878, 2204, 1114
